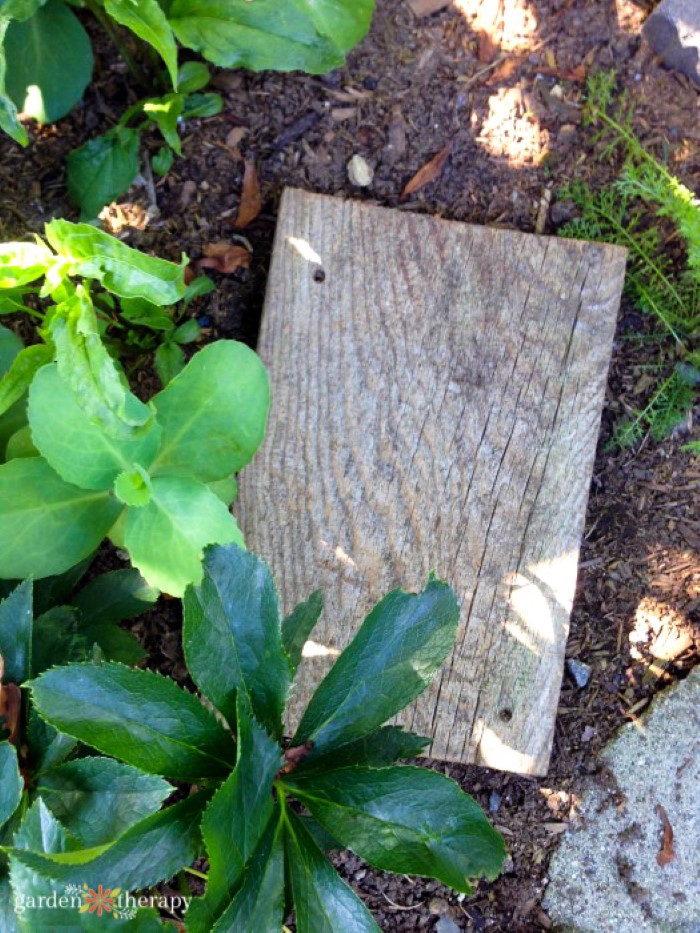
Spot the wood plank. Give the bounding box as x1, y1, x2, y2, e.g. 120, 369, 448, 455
238, 188, 627, 776
406, 0, 452, 17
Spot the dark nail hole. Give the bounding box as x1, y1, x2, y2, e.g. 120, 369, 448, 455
499, 708, 513, 723
313, 268, 326, 283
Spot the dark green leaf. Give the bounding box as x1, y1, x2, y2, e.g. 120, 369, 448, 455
143, 92, 183, 154
5, 424, 37, 459
0, 344, 53, 418
177, 61, 210, 93
285, 766, 506, 894
180, 92, 223, 119
32, 606, 86, 675
182, 274, 215, 306
0, 21, 28, 146
172, 318, 200, 344
66, 127, 140, 220
5, 0, 93, 123
0, 579, 32, 684
210, 810, 285, 933
297, 815, 340, 853
29, 662, 236, 780
293, 577, 459, 753
154, 340, 184, 386
0, 743, 22, 826
0, 399, 27, 463
183, 544, 291, 738
25, 709, 76, 773
281, 590, 323, 674
285, 807, 380, 933
36, 758, 171, 846
0, 457, 122, 580
104, 0, 178, 89
0, 324, 23, 376
294, 726, 430, 777
187, 700, 282, 933
73, 569, 158, 626
32, 558, 92, 617
78, 622, 146, 665
152, 145, 174, 177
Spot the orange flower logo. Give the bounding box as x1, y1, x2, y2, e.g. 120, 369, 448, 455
78, 884, 121, 917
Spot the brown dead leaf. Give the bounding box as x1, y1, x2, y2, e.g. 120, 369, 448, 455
656, 803, 676, 866
196, 242, 252, 274
225, 126, 248, 149
0, 679, 22, 745
234, 160, 262, 229
477, 29, 499, 63
401, 143, 452, 199
278, 741, 315, 776
485, 56, 523, 85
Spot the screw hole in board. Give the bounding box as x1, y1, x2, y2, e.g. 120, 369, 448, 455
313, 268, 326, 283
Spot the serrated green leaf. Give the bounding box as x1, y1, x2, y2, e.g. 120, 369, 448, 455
0, 344, 53, 418
0, 579, 32, 684
211, 810, 285, 933
46, 221, 186, 306
0, 874, 19, 933
150, 340, 270, 481
105, 0, 178, 89
285, 807, 379, 933
29, 662, 236, 780
183, 544, 290, 738
36, 758, 171, 847
177, 60, 210, 93
124, 475, 243, 597
66, 126, 140, 220
32, 606, 86, 675
0, 743, 22, 826
187, 700, 282, 933
0, 241, 53, 289
143, 92, 183, 154
4, 0, 93, 123
293, 726, 430, 778
154, 340, 184, 386
285, 766, 506, 894
29, 364, 161, 490
282, 590, 323, 675
293, 577, 459, 753
168, 0, 374, 74
0, 458, 122, 580
25, 709, 76, 774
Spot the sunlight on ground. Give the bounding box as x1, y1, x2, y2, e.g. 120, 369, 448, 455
286, 236, 323, 265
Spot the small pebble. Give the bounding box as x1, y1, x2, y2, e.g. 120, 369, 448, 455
436, 917, 461, 933
489, 790, 502, 813
567, 658, 592, 689
347, 154, 374, 187
581, 725, 596, 743
429, 897, 449, 915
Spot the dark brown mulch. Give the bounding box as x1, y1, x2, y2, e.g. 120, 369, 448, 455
1, 0, 698, 929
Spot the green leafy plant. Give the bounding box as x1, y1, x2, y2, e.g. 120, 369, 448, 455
17, 544, 506, 931
1, 0, 375, 217
558, 71, 699, 450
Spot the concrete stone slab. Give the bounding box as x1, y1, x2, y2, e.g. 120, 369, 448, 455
544, 668, 700, 932
642, 0, 700, 88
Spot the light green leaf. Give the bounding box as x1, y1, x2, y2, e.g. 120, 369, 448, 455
29, 364, 161, 490
172, 318, 200, 344
105, 0, 178, 89
119, 297, 174, 332
4, 0, 93, 123
177, 60, 210, 93
150, 340, 270, 481
0, 457, 122, 580
187, 700, 282, 933
284, 766, 506, 894
0, 344, 53, 418
285, 808, 380, 933
5, 424, 38, 459
282, 590, 323, 675
293, 577, 459, 755
36, 758, 171, 846
207, 475, 237, 507
183, 544, 290, 738
143, 92, 183, 154
0, 241, 53, 289
0, 743, 22, 826
154, 340, 184, 386
0, 579, 32, 683
66, 126, 140, 220
46, 220, 186, 306
151, 145, 174, 176
29, 662, 236, 780
114, 466, 153, 507
168, 0, 374, 74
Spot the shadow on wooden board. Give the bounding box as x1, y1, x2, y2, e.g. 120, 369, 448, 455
238, 187, 627, 776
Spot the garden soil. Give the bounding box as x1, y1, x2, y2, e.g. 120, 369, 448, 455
1, 0, 698, 929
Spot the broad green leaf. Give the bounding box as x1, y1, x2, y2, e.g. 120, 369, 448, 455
29, 662, 235, 780
293, 577, 459, 753
0, 743, 22, 826
32, 606, 86, 675
183, 544, 290, 738
169, 0, 374, 74
66, 126, 140, 220
187, 700, 282, 933
151, 145, 174, 176
154, 340, 184, 386
29, 364, 161, 490
293, 726, 430, 778
211, 811, 285, 933
49, 290, 153, 436
1, 1, 50, 24
0, 579, 32, 683
150, 340, 270, 481
0, 241, 53, 289
0, 344, 53, 418
285, 808, 380, 933
0, 21, 27, 146
282, 590, 323, 675
36, 758, 171, 846
46, 221, 186, 306
73, 569, 158, 625
177, 60, 210, 93
119, 297, 173, 332
0, 875, 19, 933
143, 92, 183, 154
180, 92, 222, 119
0, 325, 23, 377
105, 0, 178, 89
0, 458, 122, 580
125, 475, 243, 596
285, 766, 506, 894
4, 0, 93, 123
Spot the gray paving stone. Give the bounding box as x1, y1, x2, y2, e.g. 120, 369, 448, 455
642, 0, 700, 87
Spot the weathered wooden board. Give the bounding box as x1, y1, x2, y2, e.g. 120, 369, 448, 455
238, 188, 627, 775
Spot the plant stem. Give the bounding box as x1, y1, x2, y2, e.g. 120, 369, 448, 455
84, 0, 151, 91
183, 866, 209, 881
177, 870, 193, 897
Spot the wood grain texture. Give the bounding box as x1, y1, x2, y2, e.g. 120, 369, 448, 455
238, 188, 627, 775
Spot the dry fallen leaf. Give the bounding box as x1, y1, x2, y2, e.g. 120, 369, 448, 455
225, 126, 248, 149
196, 241, 252, 274
234, 159, 262, 229
656, 804, 676, 866
0, 674, 22, 746
401, 143, 452, 199
477, 29, 499, 63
